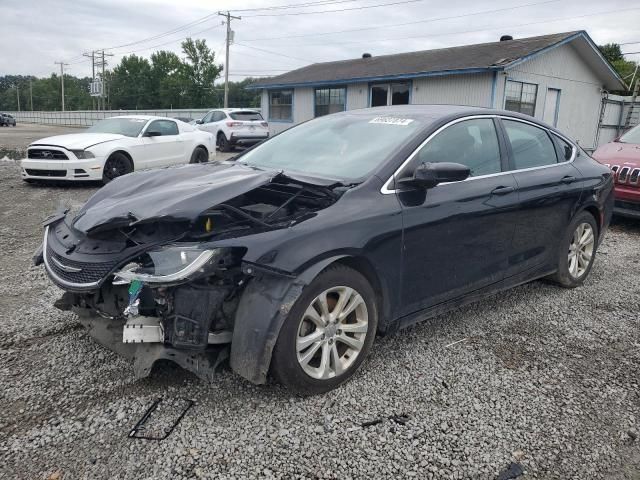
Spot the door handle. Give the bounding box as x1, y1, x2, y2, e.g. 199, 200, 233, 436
560, 175, 577, 184
491, 185, 515, 195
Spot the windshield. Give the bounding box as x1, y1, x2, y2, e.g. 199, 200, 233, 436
86, 118, 148, 137
238, 113, 423, 180
620, 124, 640, 144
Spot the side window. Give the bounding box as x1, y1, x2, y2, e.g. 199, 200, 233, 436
201, 112, 213, 123
414, 119, 502, 177
212, 111, 226, 122
552, 134, 574, 162
148, 120, 178, 136
503, 120, 557, 169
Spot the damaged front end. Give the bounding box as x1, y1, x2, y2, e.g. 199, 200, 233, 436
36, 163, 341, 383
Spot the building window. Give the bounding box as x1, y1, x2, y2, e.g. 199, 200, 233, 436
269, 90, 293, 121
505, 80, 537, 116
370, 82, 410, 107
314, 88, 346, 117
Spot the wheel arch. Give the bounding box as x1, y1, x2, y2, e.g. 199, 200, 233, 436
230, 253, 389, 385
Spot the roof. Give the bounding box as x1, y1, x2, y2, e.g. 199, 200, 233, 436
249, 31, 625, 90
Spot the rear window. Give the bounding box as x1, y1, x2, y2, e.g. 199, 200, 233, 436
230, 111, 263, 121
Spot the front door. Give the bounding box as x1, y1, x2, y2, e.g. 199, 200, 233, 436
396, 117, 519, 316
543, 88, 560, 127
142, 119, 185, 167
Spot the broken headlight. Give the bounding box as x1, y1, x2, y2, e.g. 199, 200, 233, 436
114, 245, 223, 284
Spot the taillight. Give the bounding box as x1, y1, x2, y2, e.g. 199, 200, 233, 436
226, 121, 242, 127
261, 122, 268, 127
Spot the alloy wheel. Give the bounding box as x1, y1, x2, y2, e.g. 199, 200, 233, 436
296, 286, 369, 380
568, 222, 595, 278
104, 157, 129, 180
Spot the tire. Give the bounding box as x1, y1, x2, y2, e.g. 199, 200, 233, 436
189, 146, 208, 164
102, 152, 133, 184
549, 211, 598, 288
217, 132, 232, 152
271, 265, 378, 395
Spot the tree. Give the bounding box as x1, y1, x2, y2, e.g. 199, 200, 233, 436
599, 43, 637, 92
110, 55, 153, 109
150, 51, 185, 109
180, 38, 223, 107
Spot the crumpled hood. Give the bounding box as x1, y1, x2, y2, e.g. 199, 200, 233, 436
31, 133, 125, 150
593, 141, 640, 167
72, 162, 279, 234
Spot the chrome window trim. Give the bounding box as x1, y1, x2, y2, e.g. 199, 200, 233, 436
380, 114, 577, 195
42, 226, 101, 289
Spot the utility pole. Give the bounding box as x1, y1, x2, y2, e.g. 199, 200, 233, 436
218, 11, 241, 108
94, 50, 113, 111
54, 61, 69, 111
15, 84, 20, 111
84, 51, 96, 110
29, 79, 33, 111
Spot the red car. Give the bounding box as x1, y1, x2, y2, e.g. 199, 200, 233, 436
593, 124, 640, 219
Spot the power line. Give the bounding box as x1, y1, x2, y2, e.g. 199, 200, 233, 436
255, 6, 640, 49
231, 0, 362, 12
240, 0, 558, 41
240, 0, 425, 17
234, 43, 310, 62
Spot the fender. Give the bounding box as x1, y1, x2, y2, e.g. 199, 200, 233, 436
229, 256, 345, 384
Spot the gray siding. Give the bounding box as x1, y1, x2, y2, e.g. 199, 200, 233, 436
412, 73, 494, 107
504, 42, 603, 148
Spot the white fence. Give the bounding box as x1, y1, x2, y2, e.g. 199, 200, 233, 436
4, 109, 211, 127
596, 94, 640, 147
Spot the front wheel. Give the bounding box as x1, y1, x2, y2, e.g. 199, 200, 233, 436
189, 147, 208, 164
549, 211, 598, 288
102, 152, 133, 184
271, 265, 378, 395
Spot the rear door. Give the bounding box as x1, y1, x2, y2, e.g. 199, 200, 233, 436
499, 117, 583, 277
397, 117, 520, 315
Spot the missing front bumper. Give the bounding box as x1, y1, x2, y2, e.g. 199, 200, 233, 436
77, 313, 229, 382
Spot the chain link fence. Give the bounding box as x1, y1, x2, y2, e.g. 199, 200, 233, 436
4, 109, 211, 127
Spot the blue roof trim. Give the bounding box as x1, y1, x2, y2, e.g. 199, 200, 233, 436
503, 30, 625, 88
246, 67, 500, 90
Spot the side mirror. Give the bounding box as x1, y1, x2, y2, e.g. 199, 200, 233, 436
144, 130, 162, 137
195, 119, 203, 124
399, 162, 470, 189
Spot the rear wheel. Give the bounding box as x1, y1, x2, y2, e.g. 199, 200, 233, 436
189, 146, 208, 164
549, 211, 598, 288
217, 132, 231, 152
102, 152, 133, 184
271, 265, 377, 395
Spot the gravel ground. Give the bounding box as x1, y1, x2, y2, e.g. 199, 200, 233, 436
0, 156, 638, 480
0, 124, 80, 158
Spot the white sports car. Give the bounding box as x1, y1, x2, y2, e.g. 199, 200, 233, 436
20, 115, 216, 184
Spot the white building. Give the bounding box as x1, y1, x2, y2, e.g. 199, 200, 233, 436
249, 31, 625, 150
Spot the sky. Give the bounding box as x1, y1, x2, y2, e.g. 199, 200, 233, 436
2, 0, 639, 82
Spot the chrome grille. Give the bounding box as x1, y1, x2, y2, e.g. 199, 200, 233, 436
630, 168, 640, 185
44, 228, 118, 288
618, 167, 630, 183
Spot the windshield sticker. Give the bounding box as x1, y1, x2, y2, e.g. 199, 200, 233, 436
369, 117, 414, 126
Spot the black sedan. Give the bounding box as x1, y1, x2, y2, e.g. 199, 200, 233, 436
36, 105, 613, 395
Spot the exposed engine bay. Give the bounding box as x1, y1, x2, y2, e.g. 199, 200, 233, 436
37, 164, 345, 382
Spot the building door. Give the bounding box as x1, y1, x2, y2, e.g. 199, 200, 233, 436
543, 88, 560, 126
370, 82, 410, 107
